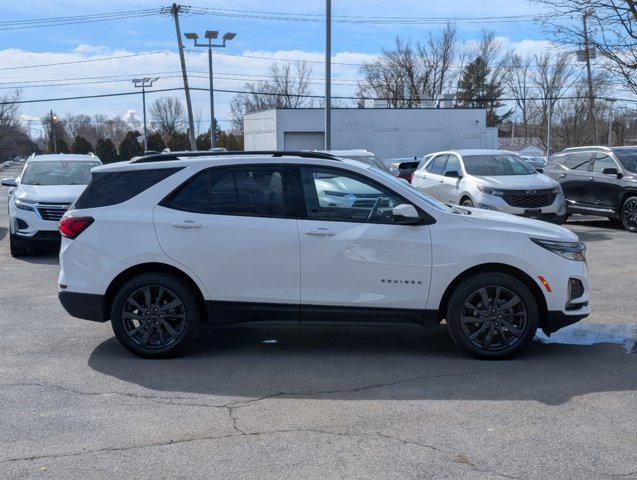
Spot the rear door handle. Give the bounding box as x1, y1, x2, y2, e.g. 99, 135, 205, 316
439, 178, 445, 183
587, 176, 594, 181
171, 220, 202, 230
305, 228, 335, 237
559, 173, 567, 178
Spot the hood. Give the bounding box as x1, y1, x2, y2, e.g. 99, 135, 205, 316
15, 184, 88, 204
472, 173, 558, 190
458, 207, 578, 242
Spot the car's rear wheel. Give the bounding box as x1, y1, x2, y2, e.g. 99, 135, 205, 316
621, 196, 637, 233
111, 273, 202, 358
9, 233, 27, 257
446, 272, 539, 359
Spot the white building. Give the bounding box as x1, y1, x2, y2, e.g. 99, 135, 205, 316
243, 107, 498, 159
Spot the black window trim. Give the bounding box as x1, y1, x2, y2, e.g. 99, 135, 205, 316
294, 164, 435, 226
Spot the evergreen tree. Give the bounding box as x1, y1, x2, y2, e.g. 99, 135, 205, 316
71, 135, 93, 154
195, 120, 223, 151
95, 138, 118, 164
166, 131, 190, 151
118, 131, 144, 160
146, 131, 165, 152
456, 56, 510, 127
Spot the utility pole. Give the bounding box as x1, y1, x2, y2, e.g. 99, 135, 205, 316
607, 98, 615, 146
324, 0, 332, 150
133, 77, 159, 152
50, 110, 58, 154
166, 3, 196, 150
546, 100, 553, 157
582, 12, 597, 143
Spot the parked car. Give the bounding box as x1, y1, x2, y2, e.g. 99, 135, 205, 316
397, 154, 434, 182
411, 150, 567, 223
543, 146, 637, 232
1, 153, 102, 256
58, 150, 589, 360
317, 149, 390, 173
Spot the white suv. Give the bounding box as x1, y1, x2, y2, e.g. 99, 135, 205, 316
57, 151, 590, 359
411, 150, 567, 223
2, 153, 102, 256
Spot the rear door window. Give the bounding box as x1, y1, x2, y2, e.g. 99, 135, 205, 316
162, 166, 285, 218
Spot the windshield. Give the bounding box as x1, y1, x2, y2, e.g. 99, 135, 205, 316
613, 148, 637, 173
21, 161, 101, 185
343, 154, 390, 173
463, 154, 536, 176
370, 166, 455, 213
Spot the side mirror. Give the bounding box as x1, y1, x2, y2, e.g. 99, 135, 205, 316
1, 178, 17, 187
444, 170, 462, 178
392, 204, 422, 224
602, 167, 622, 178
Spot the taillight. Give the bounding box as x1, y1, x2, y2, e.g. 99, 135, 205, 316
59, 216, 94, 239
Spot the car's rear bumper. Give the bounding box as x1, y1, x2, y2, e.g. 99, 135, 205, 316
58, 291, 106, 322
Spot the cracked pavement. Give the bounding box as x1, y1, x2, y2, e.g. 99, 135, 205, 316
0, 166, 635, 479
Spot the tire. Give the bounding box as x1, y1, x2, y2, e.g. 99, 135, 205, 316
461, 198, 474, 208
110, 273, 202, 358
620, 196, 637, 233
9, 233, 27, 257
446, 272, 539, 359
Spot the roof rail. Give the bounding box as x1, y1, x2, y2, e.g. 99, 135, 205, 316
129, 150, 341, 164
563, 145, 612, 152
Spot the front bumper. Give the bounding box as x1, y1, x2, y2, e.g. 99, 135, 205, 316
543, 308, 589, 335
58, 291, 106, 322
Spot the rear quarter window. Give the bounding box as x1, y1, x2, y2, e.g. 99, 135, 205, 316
73, 167, 183, 209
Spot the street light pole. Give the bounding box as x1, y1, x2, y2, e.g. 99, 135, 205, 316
185, 31, 237, 150
133, 77, 159, 153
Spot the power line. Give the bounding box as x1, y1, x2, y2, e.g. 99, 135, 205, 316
0, 51, 170, 71
0, 9, 163, 31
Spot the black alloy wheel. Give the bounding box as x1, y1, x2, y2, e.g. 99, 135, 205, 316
461, 198, 474, 207
460, 286, 527, 352
446, 272, 538, 359
621, 197, 637, 233
122, 285, 186, 349
111, 273, 201, 358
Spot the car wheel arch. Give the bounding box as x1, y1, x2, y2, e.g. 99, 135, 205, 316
436, 263, 548, 327
620, 190, 637, 209
103, 262, 209, 324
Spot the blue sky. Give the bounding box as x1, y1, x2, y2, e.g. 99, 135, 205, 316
0, 0, 552, 136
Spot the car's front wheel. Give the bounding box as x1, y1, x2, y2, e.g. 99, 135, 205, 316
446, 272, 539, 359
461, 198, 474, 208
110, 273, 202, 358
9, 233, 27, 257
621, 196, 637, 233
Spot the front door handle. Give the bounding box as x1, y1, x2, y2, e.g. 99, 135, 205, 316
587, 176, 594, 181
559, 173, 567, 178
305, 228, 335, 237
171, 220, 202, 230
439, 178, 445, 183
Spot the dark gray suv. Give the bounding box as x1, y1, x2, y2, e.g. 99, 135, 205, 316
544, 146, 637, 232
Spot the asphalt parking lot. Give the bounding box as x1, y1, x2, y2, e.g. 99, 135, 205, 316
0, 163, 635, 479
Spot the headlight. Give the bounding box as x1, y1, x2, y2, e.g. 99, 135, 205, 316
551, 184, 563, 195
531, 238, 586, 262
14, 198, 36, 211
476, 184, 505, 197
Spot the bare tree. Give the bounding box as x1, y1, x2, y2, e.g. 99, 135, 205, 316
229, 60, 315, 134
0, 90, 34, 160
150, 96, 186, 137
357, 24, 459, 107
533, 0, 637, 94
92, 114, 129, 147
505, 54, 533, 133
531, 51, 578, 149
